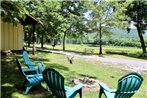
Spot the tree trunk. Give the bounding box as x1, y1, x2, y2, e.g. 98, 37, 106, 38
62, 24, 72, 51
136, 25, 146, 53
41, 31, 44, 48
63, 31, 66, 51
99, 23, 102, 55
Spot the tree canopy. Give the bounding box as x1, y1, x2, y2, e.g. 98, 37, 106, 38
1, 0, 147, 54
125, 0, 147, 53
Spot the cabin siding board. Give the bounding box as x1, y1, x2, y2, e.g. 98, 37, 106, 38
1, 22, 23, 50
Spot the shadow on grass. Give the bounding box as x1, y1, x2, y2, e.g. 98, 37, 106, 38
47, 63, 69, 71
1, 86, 18, 98
38, 47, 98, 56
78, 74, 97, 79
37, 47, 61, 51
1, 55, 23, 97
1, 55, 51, 98
106, 51, 147, 60
86, 44, 99, 47
31, 57, 50, 62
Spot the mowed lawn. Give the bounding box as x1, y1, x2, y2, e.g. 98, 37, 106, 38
36, 44, 147, 60
1, 50, 147, 98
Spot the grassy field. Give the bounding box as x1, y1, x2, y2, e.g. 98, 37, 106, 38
36, 44, 147, 60
1, 50, 147, 98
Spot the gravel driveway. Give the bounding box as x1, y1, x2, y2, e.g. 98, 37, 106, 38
38, 49, 147, 72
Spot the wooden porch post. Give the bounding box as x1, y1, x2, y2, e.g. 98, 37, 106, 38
32, 24, 36, 55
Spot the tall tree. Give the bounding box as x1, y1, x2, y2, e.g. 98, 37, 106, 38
125, 0, 147, 53
85, 0, 128, 55
24, 0, 62, 48
59, 1, 86, 51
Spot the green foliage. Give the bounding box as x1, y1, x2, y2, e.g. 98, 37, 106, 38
1, 0, 28, 25
124, 0, 147, 53
82, 0, 131, 54
23, 1, 88, 49
101, 37, 141, 47
1, 0, 146, 53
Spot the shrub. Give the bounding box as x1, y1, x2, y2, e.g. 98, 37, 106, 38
93, 37, 142, 47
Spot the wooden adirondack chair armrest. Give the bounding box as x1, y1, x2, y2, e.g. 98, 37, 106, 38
29, 61, 44, 68
24, 74, 42, 81
27, 63, 38, 66
26, 74, 42, 78
37, 63, 44, 68
34, 61, 45, 68
23, 68, 38, 72
71, 83, 83, 91
65, 83, 83, 91
110, 89, 117, 93
116, 91, 138, 94
38, 65, 45, 72
65, 83, 83, 98
99, 82, 112, 92
27, 63, 44, 70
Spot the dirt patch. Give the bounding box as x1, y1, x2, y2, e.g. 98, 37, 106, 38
71, 77, 100, 91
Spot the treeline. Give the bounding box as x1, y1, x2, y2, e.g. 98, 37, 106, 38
38, 37, 147, 48
1, 0, 147, 54
94, 37, 147, 48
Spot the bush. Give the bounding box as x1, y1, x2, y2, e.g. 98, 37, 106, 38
65, 36, 147, 48
93, 37, 142, 47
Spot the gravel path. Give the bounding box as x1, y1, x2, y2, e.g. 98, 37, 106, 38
38, 49, 147, 72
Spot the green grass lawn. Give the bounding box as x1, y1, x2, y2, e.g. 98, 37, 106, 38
1, 51, 147, 98
36, 44, 147, 60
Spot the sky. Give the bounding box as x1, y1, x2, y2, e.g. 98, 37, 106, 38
130, 21, 136, 29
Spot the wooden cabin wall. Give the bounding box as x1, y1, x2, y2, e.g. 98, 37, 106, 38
1, 21, 23, 50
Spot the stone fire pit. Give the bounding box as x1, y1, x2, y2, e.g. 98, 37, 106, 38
71, 77, 100, 91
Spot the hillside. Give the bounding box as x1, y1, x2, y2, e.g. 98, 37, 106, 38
110, 28, 147, 38
85, 28, 147, 40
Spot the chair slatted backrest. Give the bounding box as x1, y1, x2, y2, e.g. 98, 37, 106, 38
115, 72, 143, 98
43, 68, 66, 98
16, 58, 26, 77
23, 51, 32, 66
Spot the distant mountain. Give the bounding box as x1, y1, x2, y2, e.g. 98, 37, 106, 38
110, 28, 147, 38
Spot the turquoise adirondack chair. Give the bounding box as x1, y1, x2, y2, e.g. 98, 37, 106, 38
43, 68, 83, 98
99, 72, 143, 98
16, 58, 43, 94
23, 51, 45, 73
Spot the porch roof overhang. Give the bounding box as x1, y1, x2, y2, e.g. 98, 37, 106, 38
19, 14, 43, 26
